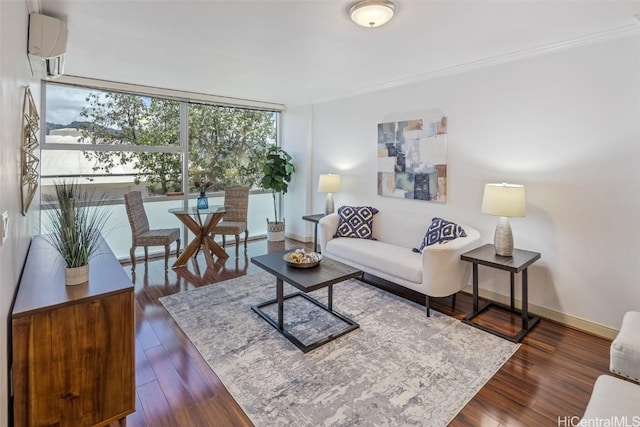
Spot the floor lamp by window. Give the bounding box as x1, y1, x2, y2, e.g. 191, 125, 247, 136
481, 183, 526, 257
318, 174, 341, 215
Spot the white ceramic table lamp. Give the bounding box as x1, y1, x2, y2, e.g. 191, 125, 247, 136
318, 174, 341, 215
481, 183, 526, 257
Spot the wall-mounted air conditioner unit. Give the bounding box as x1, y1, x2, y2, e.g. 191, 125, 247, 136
28, 13, 68, 79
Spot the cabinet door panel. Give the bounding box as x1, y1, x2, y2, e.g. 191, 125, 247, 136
12, 291, 134, 427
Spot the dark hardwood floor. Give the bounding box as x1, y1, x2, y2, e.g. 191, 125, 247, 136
112, 238, 612, 427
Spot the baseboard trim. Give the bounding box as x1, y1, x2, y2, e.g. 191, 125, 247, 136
463, 286, 618, 340
363, 270, 619, 340
285, 232, 311, 243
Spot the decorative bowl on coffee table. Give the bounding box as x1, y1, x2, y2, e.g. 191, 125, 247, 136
283, 250, 322, 269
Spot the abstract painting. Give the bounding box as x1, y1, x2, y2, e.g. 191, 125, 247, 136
377, 114, 447, 202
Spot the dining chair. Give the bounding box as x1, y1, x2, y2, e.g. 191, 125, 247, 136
212, 185, 249, 257
124, 191, 181, 271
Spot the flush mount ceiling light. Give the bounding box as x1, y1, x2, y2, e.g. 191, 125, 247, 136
348, 0, 396, 28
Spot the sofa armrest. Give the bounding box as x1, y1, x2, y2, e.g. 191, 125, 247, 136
421, 225, 481, 297
318, 213, 339, 253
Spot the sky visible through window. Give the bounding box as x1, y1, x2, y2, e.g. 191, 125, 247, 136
46, 84, 93, 125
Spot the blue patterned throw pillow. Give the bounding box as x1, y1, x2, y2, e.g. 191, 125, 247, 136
413, 217, 467, 252
335, 206, 379, 240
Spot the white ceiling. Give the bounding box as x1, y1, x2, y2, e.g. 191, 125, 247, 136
40, 0, 640, 107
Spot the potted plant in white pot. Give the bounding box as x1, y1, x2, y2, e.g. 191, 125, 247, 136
261, 146, 295, 241
44, 181, 111, 286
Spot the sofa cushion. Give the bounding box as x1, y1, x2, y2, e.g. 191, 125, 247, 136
335, 206, 379, 240
326, 237, 422, 284
414, 217, 467, 252
581, 375, 640, 422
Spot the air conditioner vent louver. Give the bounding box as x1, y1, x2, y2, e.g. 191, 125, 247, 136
28, 13, 67, 79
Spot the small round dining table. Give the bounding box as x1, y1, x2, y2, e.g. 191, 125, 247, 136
169, 206, 231, 269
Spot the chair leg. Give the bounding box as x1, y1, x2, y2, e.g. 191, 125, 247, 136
144, 247, 149, 264
235, 234, 240, 258
452, 293, 457, 309
222, 235, 226, 248
176, 238, 181, 257
425, 295, 430, 317
244, 230, 248, 251
164, 245, 170, 271
130, 247, 136, 271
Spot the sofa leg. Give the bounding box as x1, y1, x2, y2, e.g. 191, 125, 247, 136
452, 293, 457, 309
425, 295, 430, 317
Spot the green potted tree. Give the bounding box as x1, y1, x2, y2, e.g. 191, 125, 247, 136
44, 181, 111, 286
261, 146, 295, 241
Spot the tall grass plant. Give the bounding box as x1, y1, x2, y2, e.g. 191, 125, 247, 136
44, 181, 111, 268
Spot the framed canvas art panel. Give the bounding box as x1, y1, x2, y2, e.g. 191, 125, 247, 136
377, 114, 447, 203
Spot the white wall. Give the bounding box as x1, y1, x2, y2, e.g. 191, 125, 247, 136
284, 34, 640, 331
0, 1, 41, 425
282, 104, 314, 241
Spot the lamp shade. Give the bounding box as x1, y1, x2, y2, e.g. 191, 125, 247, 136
318, 174, 341, 193
481, 183, 526, 218
348, 0, 395, 28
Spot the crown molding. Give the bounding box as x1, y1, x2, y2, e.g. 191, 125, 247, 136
312, 23, 640, 105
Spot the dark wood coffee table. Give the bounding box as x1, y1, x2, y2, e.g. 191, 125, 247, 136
251, 250, 362, 353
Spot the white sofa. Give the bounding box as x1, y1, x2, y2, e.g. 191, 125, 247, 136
319, 210, 481, 315
581, 311, 640, 422
610, 311, 640, 382
581, 375, 640, 422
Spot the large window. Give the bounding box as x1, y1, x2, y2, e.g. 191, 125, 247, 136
43, 83, 278, 195
41, 81, 280, 259
43, 84, 184, 199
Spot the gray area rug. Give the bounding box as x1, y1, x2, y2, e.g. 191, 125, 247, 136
160, 272, 519, 426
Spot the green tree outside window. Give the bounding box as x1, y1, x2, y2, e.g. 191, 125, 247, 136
79, 91, 276, 195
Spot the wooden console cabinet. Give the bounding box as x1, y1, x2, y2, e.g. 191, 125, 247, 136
11, 235, 135, 427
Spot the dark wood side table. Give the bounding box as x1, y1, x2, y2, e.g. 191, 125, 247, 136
302, 213, 325, 252
461, 243, 541, 343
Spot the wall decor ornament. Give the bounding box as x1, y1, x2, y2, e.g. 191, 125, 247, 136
377, 113, 447, 202
21, 86, 40, 215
